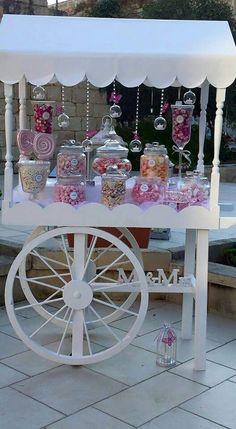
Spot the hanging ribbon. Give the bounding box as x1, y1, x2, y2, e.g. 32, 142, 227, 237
172, 145, 191, 164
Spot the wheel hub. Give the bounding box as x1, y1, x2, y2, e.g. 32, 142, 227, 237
63, 280, 93, 310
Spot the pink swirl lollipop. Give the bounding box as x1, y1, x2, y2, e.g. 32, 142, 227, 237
17, 129, 35, 156
33, 133, 55, 160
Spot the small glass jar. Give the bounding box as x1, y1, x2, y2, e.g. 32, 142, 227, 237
132, 177, 165, 205
57, 141, 86, 178
179, 174, 210, 206
93, 133, 131, 176
33, 102, 53, 134
101, 166, 127, 208
140, 144, 169, 181
156, 323, 177, 368
54, 176, 86, 206
18, 160, 50, 199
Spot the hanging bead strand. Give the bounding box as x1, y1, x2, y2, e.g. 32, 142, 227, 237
154, 89, 167, 131
130, 86, 142, 153
109, 79, 122, 118
82, 79, 94, 185
58, 85, 70, 129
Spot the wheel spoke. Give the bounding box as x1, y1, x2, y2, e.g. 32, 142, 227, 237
16, 276, 63, 292
81, 236, 97, 280
29, 305, 67, 339
89, 253, 126, 284
89, 305, 121, 342
30, 251, 69, 270
83, 319, 92, 355
31, 250, 67, 285
97, 259, 130, 270
92, 233, 125, 263
93, 297, 138, 317
60, 235, 73, 278
57, 308, 74, 355
96, 275, 117, 283
15, 296, 64, 311
22, 273, 71, 281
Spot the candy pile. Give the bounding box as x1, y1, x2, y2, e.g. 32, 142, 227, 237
140, 156, 169, 180
93, 157, 132, 175
102, 178, 126, 208
180, 178, 210, 205
55, 179, 86, 206
172, 105, 193, 147
132, 178, 164, 204
57, 151, 86, 177
34, 103, 53, 134
19, 161, 50, 196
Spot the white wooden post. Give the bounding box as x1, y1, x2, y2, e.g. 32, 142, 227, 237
197, 81, 209, 174
4, 83, 14, 204
194, 229, 209, 370
181, 229, 196, 340
210, 88, 226, 209
19, 77, 27, 129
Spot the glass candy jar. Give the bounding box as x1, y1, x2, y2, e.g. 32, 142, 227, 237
92, 133, 131, 176
101, 166, 127, 208
57, 141, 86, 178
171, 102, 194, 149
19, 160, 50, 199
132, 177, 165, 205
156, 323, 177, 367
179, 174, 210, 206
54, 176, 86, 206
140, 144, 169, 181
33, 102, 54, 134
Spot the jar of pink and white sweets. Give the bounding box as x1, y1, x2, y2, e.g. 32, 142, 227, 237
54, 176, 86, 206
57, 141, 86, 178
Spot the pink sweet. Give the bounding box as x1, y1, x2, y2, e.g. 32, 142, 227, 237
172, 105, 193, 148
17, 129, 35, 156
33, 133, 55, 160
132, 181, 164, 204
93, 157, 132, 175
57, 154, 86, 177
34, 104, 53, 134
54, 183, 86, 205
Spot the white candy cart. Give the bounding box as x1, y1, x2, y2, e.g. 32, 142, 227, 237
0, 15, 236, 369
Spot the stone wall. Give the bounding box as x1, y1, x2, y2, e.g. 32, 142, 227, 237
0, 82, 108, 173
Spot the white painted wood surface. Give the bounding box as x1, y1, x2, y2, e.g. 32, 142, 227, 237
3, 83, 13, 203
181, 229, 196, 340
197, 81, 209, 173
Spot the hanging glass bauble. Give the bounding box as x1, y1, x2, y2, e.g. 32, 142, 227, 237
183, 90, 196, 105
110, 104, 122, 118
82, 138, 93, 152
154, 116, 167, 131
58, 113, 70, 129
129, 139, 142, 153
32, 86, 46, 101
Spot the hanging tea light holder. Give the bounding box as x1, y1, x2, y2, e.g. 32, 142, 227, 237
58, 85, 70, 129
130, 86, 142, 153
183, 89, 196, 105
32, 86, 46, 101
154, 89, 167, 131
109, 80, 122, 119
156, 323, 177, 368
82, 79, 95, 186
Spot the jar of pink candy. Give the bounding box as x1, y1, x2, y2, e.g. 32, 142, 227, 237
179, 175, 210, 205
57, 141, 86, 178
132, 177, 165, 204
54, 176, 86, 206
33, 102, 53, 134
171, 102, 194, 149
92, 134, 131, 176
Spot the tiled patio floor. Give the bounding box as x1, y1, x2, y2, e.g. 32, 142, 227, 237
0, 300, 235, 429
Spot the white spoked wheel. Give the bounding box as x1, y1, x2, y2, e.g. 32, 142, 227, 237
19, 227, 143, 327
5, 227, 148, 365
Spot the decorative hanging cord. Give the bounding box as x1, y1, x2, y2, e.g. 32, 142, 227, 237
58, 85, 70, 129
109, 80, 122, 118
154, 89, 167, 131
82, 78, 94, 186
130, 86, 142, 153
85, 79, 90, 139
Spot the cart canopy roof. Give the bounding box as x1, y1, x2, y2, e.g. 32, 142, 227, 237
0, 14, 235, 88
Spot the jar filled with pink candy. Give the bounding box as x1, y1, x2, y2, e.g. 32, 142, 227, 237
57, 141, 86, 178
33, 102, 53, 134
171, 102, 194, 149
132, 177, 165, 205
179, 174, 210, 206
101, 165, 127, 208
92, 135, 132, 176
54, 176, 86, 206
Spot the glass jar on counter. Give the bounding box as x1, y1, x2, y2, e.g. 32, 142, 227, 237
132, 177, 165, 205
57, 141, 86, 178
54, 176, 86, 206
18, 160, 50, 199
179, 174, 210, 205
101, 166, 127, 208
92, 134, 132, 176
33, 102, 54, 134
140, 144, 169, 181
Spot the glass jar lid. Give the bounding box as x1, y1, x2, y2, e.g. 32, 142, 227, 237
60, 140, 84, 153
144, 143, 167, 155
103, 165, 128, 180
57, 175, 85, 185
97, 129, 128, 157
18, 160, 50, 167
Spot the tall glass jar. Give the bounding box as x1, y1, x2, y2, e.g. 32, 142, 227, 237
92, 134, 131, 176
101, 166, 127, 208
140, 144, 169, 181
33, 102, 54, 134
57, 141, 86, 178
54, 176, 86, 206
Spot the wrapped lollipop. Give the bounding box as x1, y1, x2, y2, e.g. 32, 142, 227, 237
17, 129, 35, 157
33, 133, 55, 160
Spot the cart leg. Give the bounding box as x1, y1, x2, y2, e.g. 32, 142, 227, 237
194, 229, 209, 370
181, 229, 196, 340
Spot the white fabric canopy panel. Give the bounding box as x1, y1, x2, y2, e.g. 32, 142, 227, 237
0, 14, 236, 88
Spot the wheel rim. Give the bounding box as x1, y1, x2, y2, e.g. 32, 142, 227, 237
5, 227, 148, 365
19, 227, 143, 327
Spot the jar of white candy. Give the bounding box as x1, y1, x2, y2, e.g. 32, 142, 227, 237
57, 141, 86, 178
18, 160, 50, 200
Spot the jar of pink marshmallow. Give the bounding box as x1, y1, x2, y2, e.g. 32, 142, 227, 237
54, 176, 86, 206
